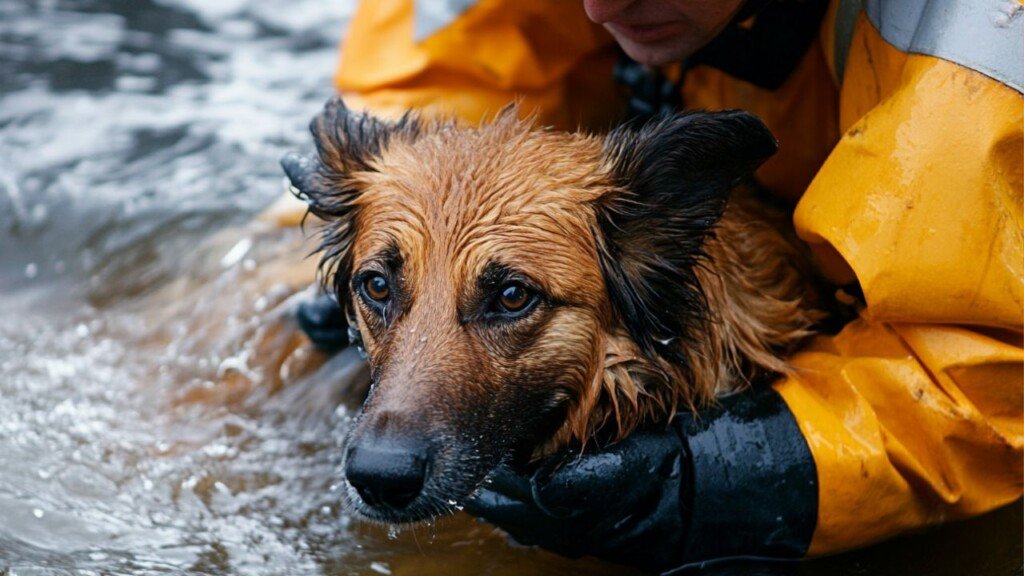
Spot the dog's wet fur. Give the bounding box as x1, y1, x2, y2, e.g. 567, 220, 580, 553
290, 97, 824, 523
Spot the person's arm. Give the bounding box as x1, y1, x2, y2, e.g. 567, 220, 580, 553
780, 36, 1024, 553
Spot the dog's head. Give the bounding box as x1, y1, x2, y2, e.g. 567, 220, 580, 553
285, 98, 775, 523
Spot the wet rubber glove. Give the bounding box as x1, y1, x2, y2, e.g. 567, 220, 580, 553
465, 386, 818, 574
466, 427, 691, 572
295, 294, 349, 353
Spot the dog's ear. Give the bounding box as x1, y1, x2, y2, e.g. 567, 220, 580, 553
281, 96, 420, 298
595, 110, 777, 368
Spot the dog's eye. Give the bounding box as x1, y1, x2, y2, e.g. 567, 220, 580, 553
497, 282, 532, 313
362, 274, 390, 302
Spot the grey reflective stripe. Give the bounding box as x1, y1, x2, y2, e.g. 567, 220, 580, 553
865, 0, 1024, 93
414, 0, 479, 42
834, 0, 865, 86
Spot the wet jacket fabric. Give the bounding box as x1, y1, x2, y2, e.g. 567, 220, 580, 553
281, 0, 1024, 560
782, 3, 1023, 554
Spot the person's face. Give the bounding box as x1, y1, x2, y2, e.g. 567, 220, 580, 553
583, 0, 744, 65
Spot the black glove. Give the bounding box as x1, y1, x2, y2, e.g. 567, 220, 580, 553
295, 293, 349, 353
466, 428, 691, 572
465, 386, 819, 574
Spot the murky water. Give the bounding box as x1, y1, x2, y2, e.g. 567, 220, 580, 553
0, 1, 1020, 575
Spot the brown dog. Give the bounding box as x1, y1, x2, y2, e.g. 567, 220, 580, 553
285, 97, 823, 523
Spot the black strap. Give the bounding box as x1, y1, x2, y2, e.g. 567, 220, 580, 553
614, 55, 682, 122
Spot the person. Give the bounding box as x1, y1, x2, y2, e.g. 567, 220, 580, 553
282, 0, 1023, 572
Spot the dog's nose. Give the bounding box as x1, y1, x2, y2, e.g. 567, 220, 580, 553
345, 437, 430, 510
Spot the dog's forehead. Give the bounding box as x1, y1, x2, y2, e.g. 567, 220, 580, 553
378, 123, 606, 204
351, 126, 610, 296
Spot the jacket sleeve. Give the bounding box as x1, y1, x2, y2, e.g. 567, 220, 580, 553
780, 22, 1023, 555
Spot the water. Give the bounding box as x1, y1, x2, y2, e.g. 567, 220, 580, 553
0, 1, 1019, 575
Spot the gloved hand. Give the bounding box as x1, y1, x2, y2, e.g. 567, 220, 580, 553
464, 428, 692, 573
464, 387, 819, 574
295, 293, 349, 353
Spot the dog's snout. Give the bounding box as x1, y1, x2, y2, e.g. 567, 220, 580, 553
345, 436, 430, 511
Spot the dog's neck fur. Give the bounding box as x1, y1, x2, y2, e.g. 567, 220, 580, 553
548, 192, 823, 454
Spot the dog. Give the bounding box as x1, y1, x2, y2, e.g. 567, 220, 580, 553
282, 97, 824, 524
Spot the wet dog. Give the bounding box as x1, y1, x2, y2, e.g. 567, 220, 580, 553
283, 97, 823, 523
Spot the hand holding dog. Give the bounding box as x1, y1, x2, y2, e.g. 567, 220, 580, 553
465, 427, 691, 573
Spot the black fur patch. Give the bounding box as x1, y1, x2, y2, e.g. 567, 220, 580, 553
280, 96, 420, 308
595, 110, 778, 374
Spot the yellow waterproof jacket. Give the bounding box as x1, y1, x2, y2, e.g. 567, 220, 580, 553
288, 0, 1023, 559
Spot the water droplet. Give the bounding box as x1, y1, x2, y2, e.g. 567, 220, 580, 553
30, 203, 48, 223
220, 237, 253, 268
369, 561, 392, 575
24, 263, 38, 279
33, 508, 44, 518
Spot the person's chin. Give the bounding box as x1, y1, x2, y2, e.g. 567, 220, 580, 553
607, 30, 694, 67
616, 38, 688, 66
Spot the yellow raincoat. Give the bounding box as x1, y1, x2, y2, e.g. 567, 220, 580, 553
277, 0, 1023, 557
